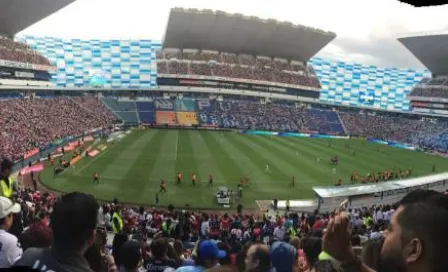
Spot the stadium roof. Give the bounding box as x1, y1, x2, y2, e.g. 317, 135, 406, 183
162, 8, 336, 62
0, 0, 76, 37
398, 33, 448, 76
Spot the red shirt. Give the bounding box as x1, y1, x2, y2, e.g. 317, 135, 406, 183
220, 219, 230, 231
312, 219, 324, 231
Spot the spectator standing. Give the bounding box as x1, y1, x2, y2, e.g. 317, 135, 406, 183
176, 240, 226, 272
244, 243, 271, 272
0, 159, 17, 199
112, 232, 129, 269
14, 192, 99, 272
18, 222, 53, 251
120, 240, 142, 272
273, 223, 285, 241
0, 196, 22, 268
146, 238, 177, 272
321, 189, 448, 272
269, 241, 297, 272
112, 206, 123, 234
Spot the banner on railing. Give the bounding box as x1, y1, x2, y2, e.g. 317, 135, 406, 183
241, 130, 349, 139
367, 138, 416, 150
23, 148, 39, 159
20, 164, 44, 175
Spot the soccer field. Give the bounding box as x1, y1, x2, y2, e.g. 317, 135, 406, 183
41, 129, 448, 209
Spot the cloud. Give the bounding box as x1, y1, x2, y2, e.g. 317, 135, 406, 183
19, 0, 448, 70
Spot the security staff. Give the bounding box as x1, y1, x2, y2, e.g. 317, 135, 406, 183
0, 159, 17, 199
112, 207, 123, 234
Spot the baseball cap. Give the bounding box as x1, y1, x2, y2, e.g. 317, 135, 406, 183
269, 241, 297, 272
198, 240, 226, 260
0, 196, 21, 219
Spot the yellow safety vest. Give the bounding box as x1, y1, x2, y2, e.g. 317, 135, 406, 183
112, 212, 123, 233
0, 177, 13, 198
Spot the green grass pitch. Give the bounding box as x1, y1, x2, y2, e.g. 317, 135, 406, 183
40, 129, 448, 209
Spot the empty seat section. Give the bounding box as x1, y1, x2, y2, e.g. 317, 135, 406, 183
154, 99, 175, 111
175, 99, 196, 112
177, 112, 198, 126
136, 102, 154, 111
115, 112, 139, 124
156, 111, 177, 125
103, 99, 136, 111
138, 112, 154, 123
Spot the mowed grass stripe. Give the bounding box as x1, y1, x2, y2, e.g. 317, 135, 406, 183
189, 131, 226, 185
104, 130, 157, 187
201, 132, 244, 184
175, 131, 199, 184
254, 135, 328, 182
284, 138, 383, 179
207, 132, 285, 202
279, 137, 362, 183
226, 133, 292, 185
147, 130, 177, 185
121, 129, 166, 196
207, 131, 271, 196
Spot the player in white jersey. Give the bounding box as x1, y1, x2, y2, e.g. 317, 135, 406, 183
0, 196, 22, 268
332, 168, 337, 176
265, 164, 270, 173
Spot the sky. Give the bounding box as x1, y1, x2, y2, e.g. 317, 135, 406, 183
19, 0, 448, 69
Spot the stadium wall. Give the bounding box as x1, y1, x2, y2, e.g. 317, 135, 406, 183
18, 36, 431, 112
310, 57, 431, 111
16, 36, 161, 88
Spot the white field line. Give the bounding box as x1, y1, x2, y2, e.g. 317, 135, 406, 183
74, 150, 109, 175
174, 131, 179, 161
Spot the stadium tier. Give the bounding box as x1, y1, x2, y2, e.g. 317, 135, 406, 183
16, 36, 161, 88
0, 36, 50, 66
0, 97, 119, 161
157, 51, 321, 89
17, 36, 430, 112
95, 97, 448, 154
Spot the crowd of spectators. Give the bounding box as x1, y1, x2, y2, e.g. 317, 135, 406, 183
0, 97, 119, 161
339, 111, 448, 152
208, 100, 345, 135
1, 170, 447, 272
410, 87, 448, 99
0, 37, 51, 66
157, 50, 320, 88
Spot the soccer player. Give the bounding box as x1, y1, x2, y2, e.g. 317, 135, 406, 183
208, 175, 213, 187
177, 172, 182, 185
332, 167, 337, 176
191, 173, 196, 186
93, 172, 100, 184
159, 179, 167, 193
289, 176, 295, 187
265, 164, 270, 173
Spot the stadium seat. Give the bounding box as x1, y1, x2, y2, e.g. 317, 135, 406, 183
156, 111, 177, 125
176, 112, 198, 125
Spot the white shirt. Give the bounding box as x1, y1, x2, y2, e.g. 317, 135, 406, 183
201, 221, 210, 236
273, 227, 285, 241
370, 231, 382, 240
374, 210, 384, 222
0, 230, 22, 268
104, 213, 111, 227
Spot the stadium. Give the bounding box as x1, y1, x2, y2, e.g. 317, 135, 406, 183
1, 3, 448, 271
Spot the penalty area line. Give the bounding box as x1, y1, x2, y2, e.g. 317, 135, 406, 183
73, 150, 109, 175
174, 131, 179, 161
